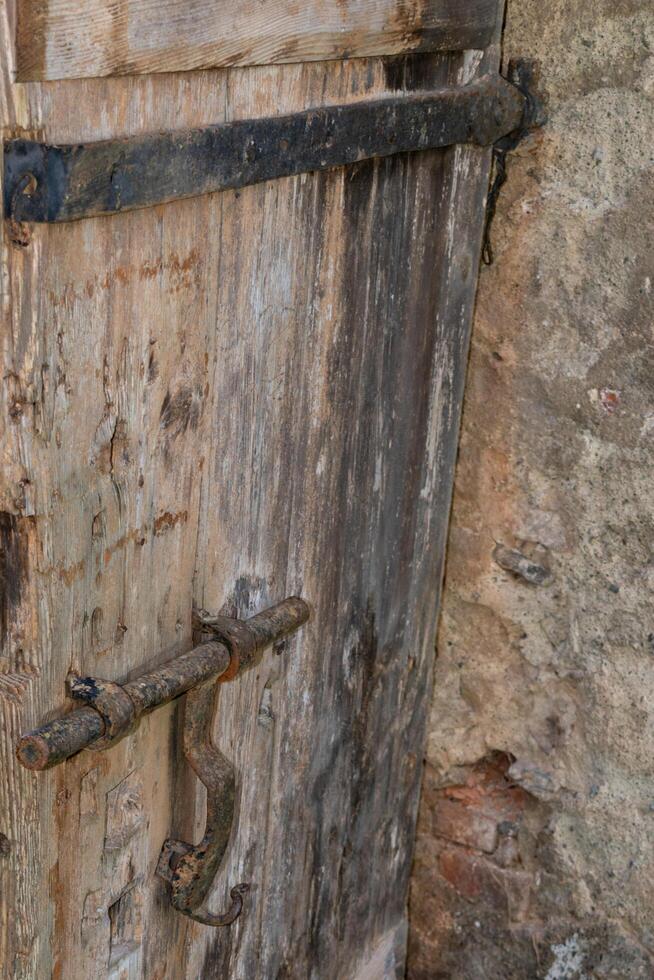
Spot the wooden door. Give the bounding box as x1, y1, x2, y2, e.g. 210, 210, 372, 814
0, 2, 509, 976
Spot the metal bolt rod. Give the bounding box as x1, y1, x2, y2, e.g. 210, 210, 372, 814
16, 597, 309, 771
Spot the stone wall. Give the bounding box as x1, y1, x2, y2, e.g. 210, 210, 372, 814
408, 2, 654, 977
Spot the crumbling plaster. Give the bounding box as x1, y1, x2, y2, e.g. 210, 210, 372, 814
409, 2, 654, 977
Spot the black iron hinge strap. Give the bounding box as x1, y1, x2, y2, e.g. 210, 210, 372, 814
3, 76, 526, 224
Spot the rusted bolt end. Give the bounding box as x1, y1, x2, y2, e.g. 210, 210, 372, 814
16, 734, 50, 771
286, 597, 311, 623
216, 596, 311, 681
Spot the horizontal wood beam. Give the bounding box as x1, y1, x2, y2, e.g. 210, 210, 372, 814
15, 0, 502, 82
3, 77, 525, 224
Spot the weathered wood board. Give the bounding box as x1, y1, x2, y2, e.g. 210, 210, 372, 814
0, 0, 501, 974
13, 0, 500, 81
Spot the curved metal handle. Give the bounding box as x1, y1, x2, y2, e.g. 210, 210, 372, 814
156, 679, 249, 925
155, 597, 310, 926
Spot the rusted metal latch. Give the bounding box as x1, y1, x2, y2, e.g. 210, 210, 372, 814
16, 597, 310, 927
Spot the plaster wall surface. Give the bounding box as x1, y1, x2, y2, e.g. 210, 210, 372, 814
408, 2, 654, 976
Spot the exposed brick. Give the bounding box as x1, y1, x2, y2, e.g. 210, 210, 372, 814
430, 798, 499, 853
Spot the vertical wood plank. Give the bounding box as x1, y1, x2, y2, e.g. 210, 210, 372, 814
191, 50, 500, 978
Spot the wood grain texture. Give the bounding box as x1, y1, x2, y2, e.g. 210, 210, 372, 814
14, 0, 500, 81
0, 1, 501, 974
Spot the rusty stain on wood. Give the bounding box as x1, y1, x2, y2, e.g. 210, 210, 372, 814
153, 511, 188, 535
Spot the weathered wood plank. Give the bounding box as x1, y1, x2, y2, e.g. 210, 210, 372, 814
1, 7, 501, 977
14, 0, 500, 81
190, 50, 501, 978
